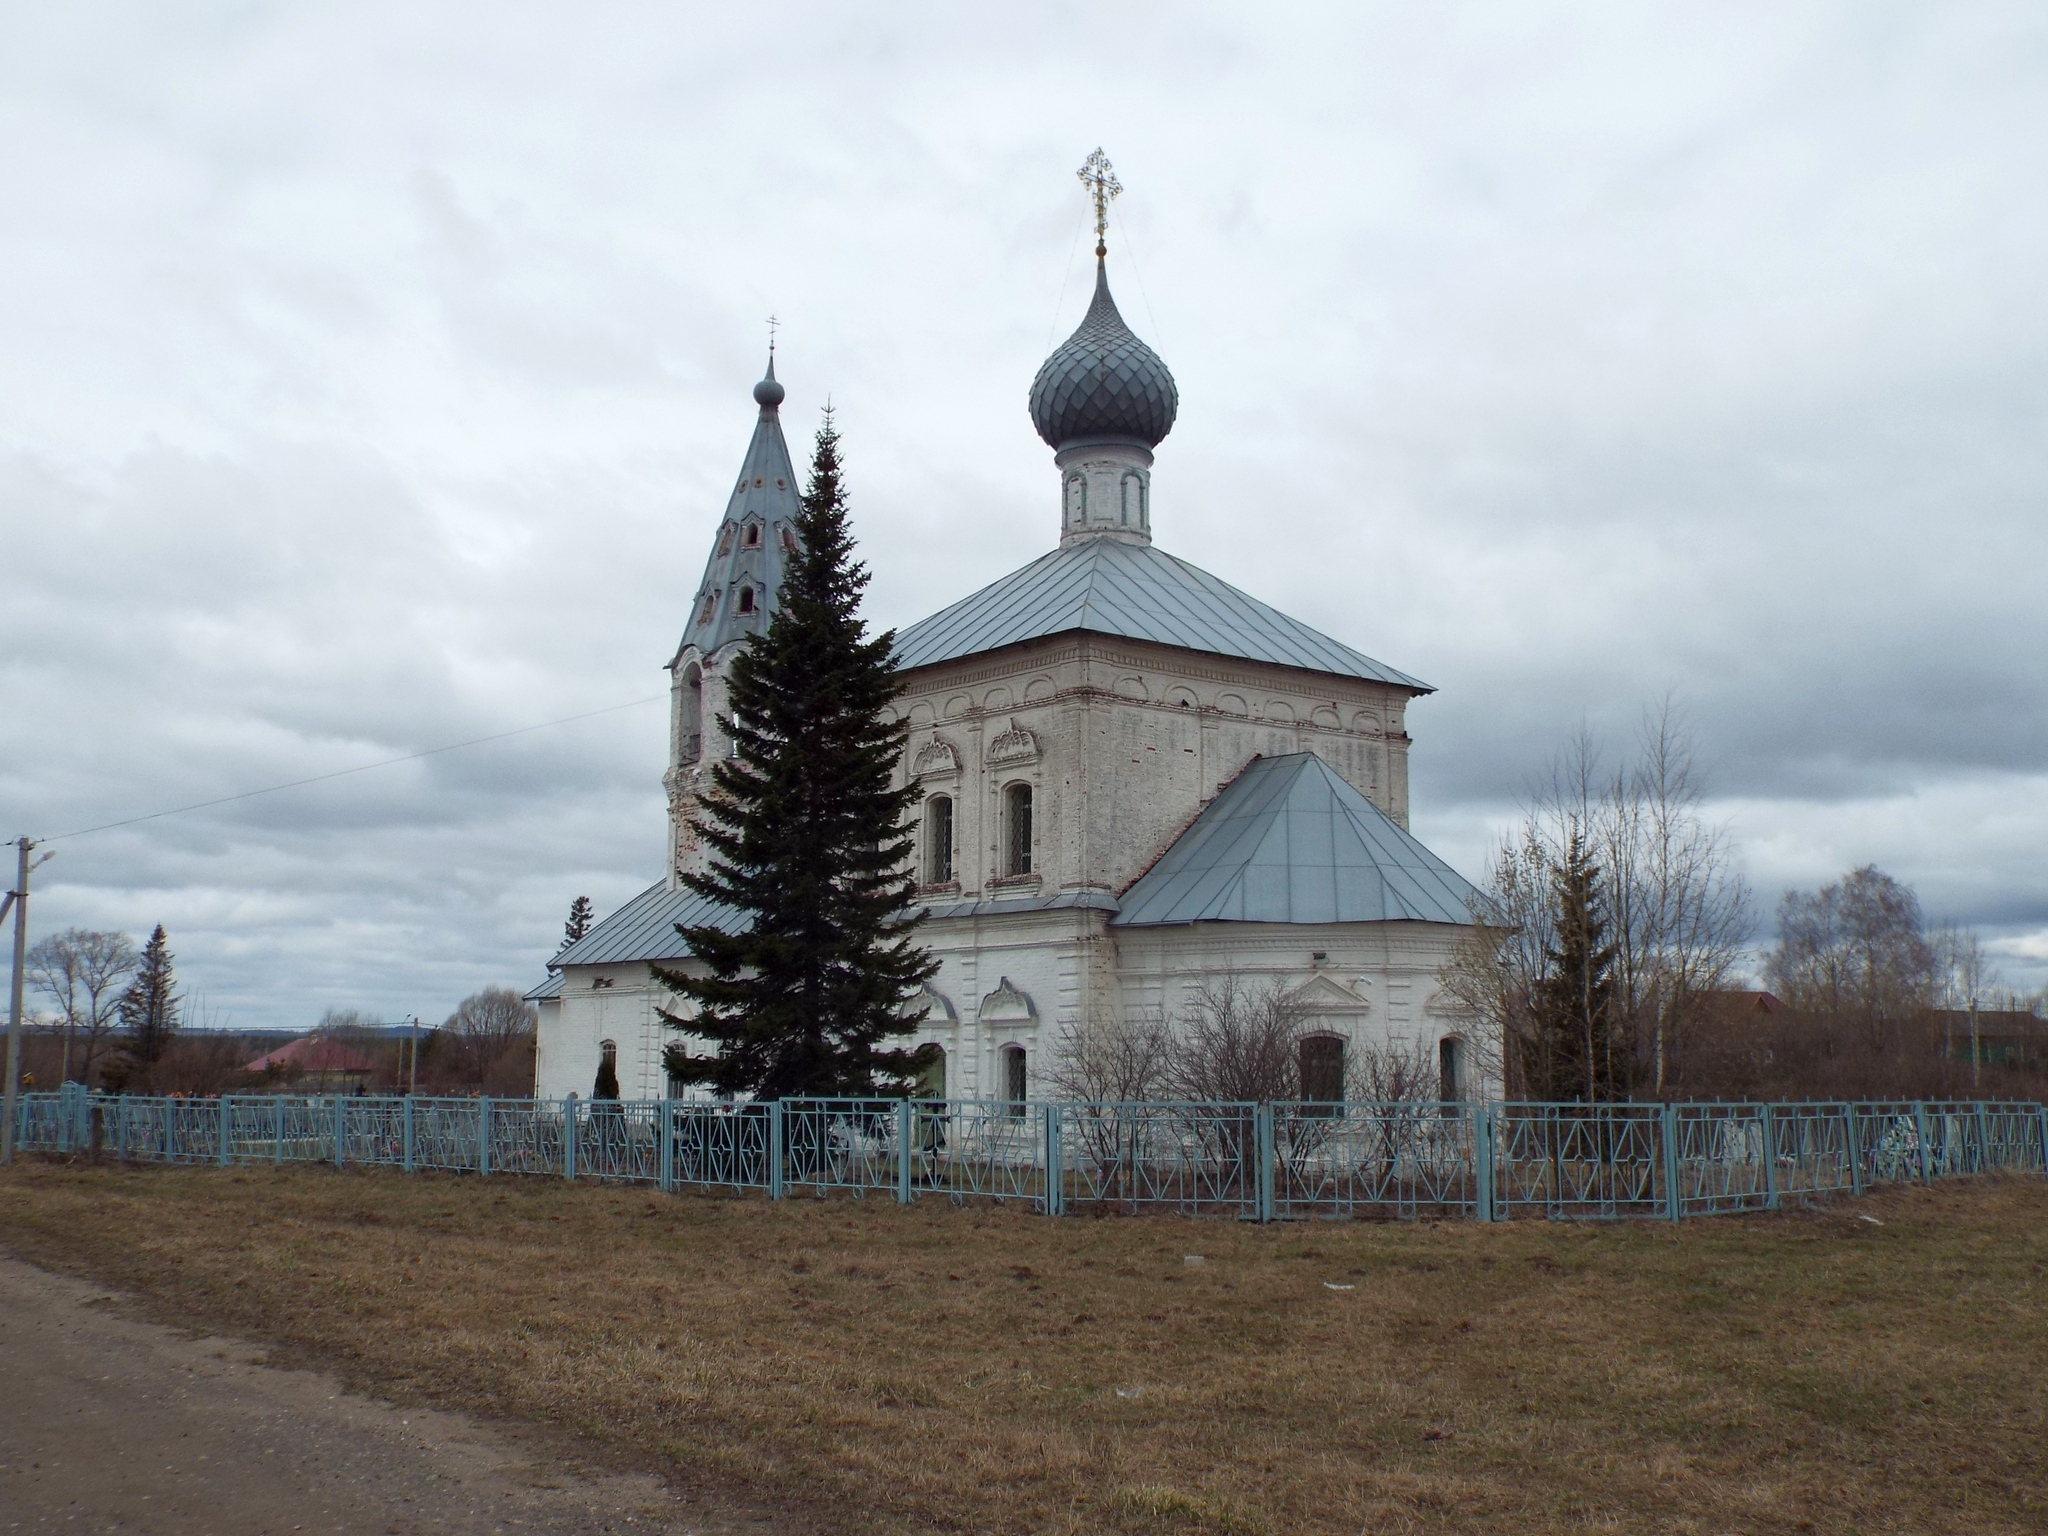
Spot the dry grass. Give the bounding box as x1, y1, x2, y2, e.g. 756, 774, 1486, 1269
1, 1162, 2043, 1535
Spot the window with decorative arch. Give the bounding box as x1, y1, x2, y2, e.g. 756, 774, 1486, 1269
680, 663, 703, 762
736, 586, 756, 615
1002, 781, 1034, 877
1438, 1036, 1466, 1104
1000, 1044, 1028, 1115
1298, 1034, 1346, 1111
924, 794, 954, 885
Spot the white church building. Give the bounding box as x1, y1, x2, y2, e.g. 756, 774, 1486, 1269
531, 241, 1487, 1106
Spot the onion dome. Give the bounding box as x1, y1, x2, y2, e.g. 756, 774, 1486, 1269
1029, 258, 1178, 451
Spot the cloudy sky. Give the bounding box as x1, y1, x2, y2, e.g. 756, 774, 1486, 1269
4, 2, 2045, 1028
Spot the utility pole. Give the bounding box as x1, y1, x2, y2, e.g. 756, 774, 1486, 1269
1970, 992, 1982, 1092
407, 1014, 420, 1096
4, 837, 48, 1165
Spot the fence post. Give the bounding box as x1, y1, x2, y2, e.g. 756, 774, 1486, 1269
1912, 1102, 1932, 1184
659, 1099, 673, 1194
1972, 1102, 1991, 1174
1256, 1103, 1274, 1224
2037, 1103, 2048, 1178
403, 1095, 415, 1173
219, 1097, 231, 1167
769, 1099, 785, 1200
116, 1096, 126, 1161
332, 1096, 344, 1169
1042, 1103, 1062, 1217
895, 1099, 913, 1205
1661, 1102, 1682, 1222
1474, 1104, 1495, 1223
1845, 1104, 1863, 1196
163, 1099, 173, 1163
563, 1094, 577, 1180
478, 1096, 492, 1177
1760, 1104, 1778, 1211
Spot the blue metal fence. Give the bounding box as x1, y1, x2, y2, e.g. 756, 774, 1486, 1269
12, 1087, 2047, 1222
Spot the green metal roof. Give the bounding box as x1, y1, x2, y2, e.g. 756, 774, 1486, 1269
1113, 753, 1479, 928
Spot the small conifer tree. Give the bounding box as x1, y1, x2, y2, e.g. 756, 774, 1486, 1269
657, 412, 937, 1098
563, 895, 594, 949
117, 925, 180, 1089
1523, 832, 1622, 1101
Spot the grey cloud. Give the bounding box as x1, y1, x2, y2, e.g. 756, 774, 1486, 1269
4, 1, 2046, 1021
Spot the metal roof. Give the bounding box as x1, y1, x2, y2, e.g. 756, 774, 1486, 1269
523, 972, 564, 1001
1113, 753, 1480, 928
1029, 258, 1177, 451
550, 881, 749, 968
891, 534, 1430, 690
674, 359, 804, 662
920, 889, 1120, 922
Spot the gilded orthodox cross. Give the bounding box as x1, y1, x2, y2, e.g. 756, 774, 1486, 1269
1076, 148, 1122, 259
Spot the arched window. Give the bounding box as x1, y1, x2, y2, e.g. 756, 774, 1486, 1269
1001, 1044, 1027, 1115
699, 594, 717, 625
737, 586, 756, 615
717, 526, 734, 555
1299, 1035, 1346, 1108
680, 664, 703, 763
924, 795, 954, 885
1120, 471, 1146, 528
780, 525, 798, 554
1439, 1037, 1465, 1103
916, 1046, 947, 1100
1003, 783, 1033, 877
1064, 472, 1086, 525
743, 522, 761, 547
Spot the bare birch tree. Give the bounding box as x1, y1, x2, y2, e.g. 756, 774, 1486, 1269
27, 928, 138, 1085
1597, 703, 1752, 1092
1438, 701, 1751, 1097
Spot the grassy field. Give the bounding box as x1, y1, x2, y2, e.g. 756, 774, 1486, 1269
1, 1162, 2042, 1535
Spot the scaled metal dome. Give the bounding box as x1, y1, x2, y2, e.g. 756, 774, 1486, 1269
1029, 259, 1178, 451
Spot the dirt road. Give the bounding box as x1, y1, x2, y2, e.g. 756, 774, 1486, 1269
0, 1255, 786, 1535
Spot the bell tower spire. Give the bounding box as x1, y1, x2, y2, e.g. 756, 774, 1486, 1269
664, 356, 806, 884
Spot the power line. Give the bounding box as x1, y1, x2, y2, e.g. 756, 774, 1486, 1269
41, 694, 667, 844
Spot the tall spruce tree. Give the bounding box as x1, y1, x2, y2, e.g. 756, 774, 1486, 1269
657, 411, 937, 1098
118, 924, 180, 1087
562, 895, 594, 949
1524, 832, 1623, 1101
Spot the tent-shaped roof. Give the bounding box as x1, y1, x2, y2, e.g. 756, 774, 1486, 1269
1114, 753, 1480, 928
891, 534, 1429, 690
675, 359, 804, 663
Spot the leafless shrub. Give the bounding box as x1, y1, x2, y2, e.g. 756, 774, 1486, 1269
1346, 1036, 1438, 1103
1044, 1010, 1173, 1103
1162, 975, 1307, 1104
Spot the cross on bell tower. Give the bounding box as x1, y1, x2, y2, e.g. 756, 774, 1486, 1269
1076, 148, 1122, 260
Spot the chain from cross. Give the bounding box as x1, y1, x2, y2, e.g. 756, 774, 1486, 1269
1076, 148, 1122, 258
